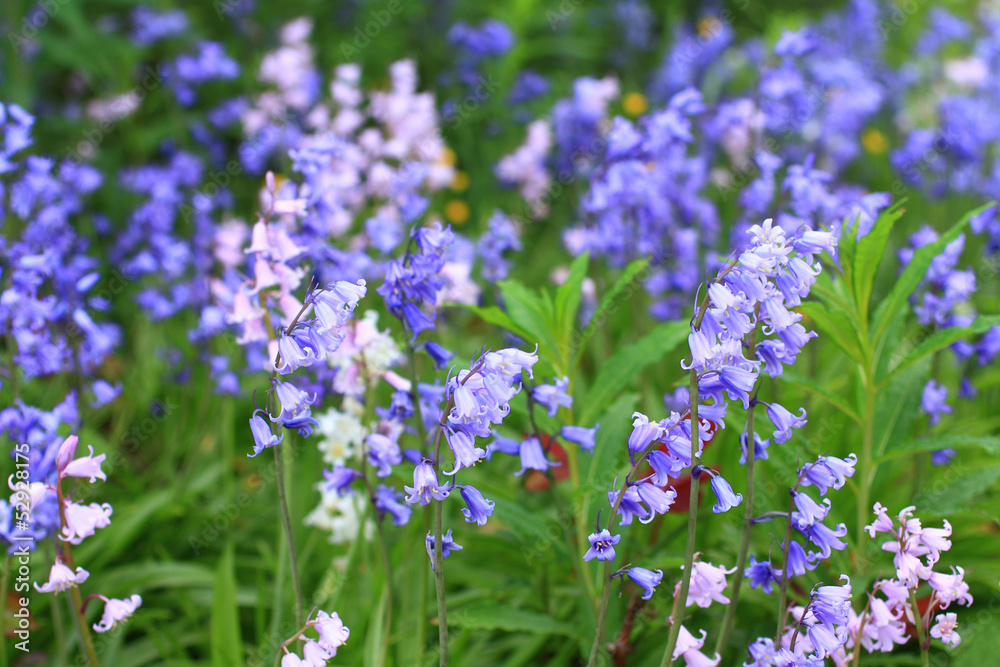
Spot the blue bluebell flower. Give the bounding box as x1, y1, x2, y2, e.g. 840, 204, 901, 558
367, 433, 402, 478
425, 529, 463, 569
785, 541, 816, 578
765, 402, 807, 443
532, 376, 572, 417
374, 485, 411, 527
560, 424, 599, 451
708, 473, 743, 514
745, 556, 781, 594
583, 529, 621, 562
459, 485, 494, 526
739, 431, 771, 464
322, 465, 361, 496
635, 482, 676, 523
515, 437, 558, 476
404, 461, 451, 506
627, 567, 663, 600
423, 342, 454, 369
248, 413, 283, 457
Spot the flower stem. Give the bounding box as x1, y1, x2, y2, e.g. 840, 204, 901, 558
714, 317, 760, 658
585, 417, 687, 667
659, 367, 703, 667
910, 591, 931, 667
774, 490, 796, 638
432, 490, 448, 666
273, 440, 305, 636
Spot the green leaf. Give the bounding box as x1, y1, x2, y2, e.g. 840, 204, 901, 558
497, 280, 561, 368
466, 305, 535, 342
572, 257, 650, 369
576, 320, 689, 426
778, 371, 861, 423
872, 356, 930, 459
914, 464, 1000, 516
871, 201, 996, 347
210, 545, 243, 667
554, 252, 589, 350
450, 605, 580, 638
852, 201, 906, 320
798, 302, 864, 364
878, 434, 1000, 462
880, 314, 1000, 386
837, 214, 860, 298
364, 587, 389, 667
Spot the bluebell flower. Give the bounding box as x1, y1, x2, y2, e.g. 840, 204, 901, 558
811, 575, 852, 626
627, 567, 663, 600
627, 413, 663, 463
322, 465, 361, 496
708, 474, 743, 514
583, 529, 621, 562
799, 453, 856, 495
635, 482, 676, 523
765, 402, 807, 443
610, 481, 650, 526
533, 376, 573, 417
404, 461, 451, 506
806, 622, 845, 660
797, 520, 848, 559
90, 380, 122, 409
739, 431, 770, 464
423, 342, 454, 369
792, 492, 831, 528
459, 485, 495, 526
785, 541, 816, 578
283, 410, 318, 437
921, 380, 952, 425
367, 433, 402, 477
486, 435, 521, 460
745, 556, 781, 594
374, 485, 411, 527
443, 428, 486, 475
425, 529, 462, 569
248, 413, 283, 457
387, 390, 414, 421
932, 448, 957, 466
560, 423, 599, 451
269, 379, 316, 423
515, 437, 558, 476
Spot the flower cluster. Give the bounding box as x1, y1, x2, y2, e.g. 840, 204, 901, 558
280, 609, 350, 667
33, 436, 142, 633
747, 454, 857, 594
852, 504, 971, 651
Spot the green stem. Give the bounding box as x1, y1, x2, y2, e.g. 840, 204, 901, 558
714, 319, 760, 657
910, 591, 930, 667
585, 417, 688, 667
416, 506, 430, 667
659, 368, 703, 667
432, 488, 448, 666
274, 441, 305, 636
856, 378, 876, 568
774, 490, 796, 638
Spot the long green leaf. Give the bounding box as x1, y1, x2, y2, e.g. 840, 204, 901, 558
871, 201, 996, 347
577, 320, 688, 426
211, 544, 243, 667
878, 434, 1000, 463
778, 371, 861, 424
880, 314, 1000, 386
364, 587, 388, 667
450, 605, 579, 638
913, 464, 1000, 516
798, 302, 865, 364
497, 280, 560, 367
554, 252, 589, 356
465, 305, 535, 342
852, 200, 906, 321
572, 257, 651, 369
872, 356, 930, 459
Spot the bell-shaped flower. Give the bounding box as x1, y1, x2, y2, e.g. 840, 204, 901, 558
61, 501, 113, 545
35, 559, 89, 593
93, 594, 142, 633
